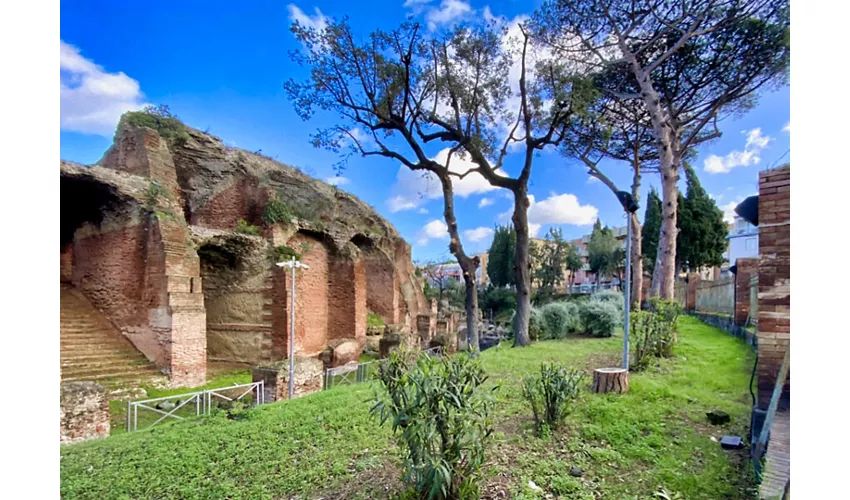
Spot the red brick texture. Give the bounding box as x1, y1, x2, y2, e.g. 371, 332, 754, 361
756, 166, 790, 410
734, 258, 759, 325
285, 232, 330, 357
360, 246, 398, 324
189, 178, 268, 229
60, 382, 110, 444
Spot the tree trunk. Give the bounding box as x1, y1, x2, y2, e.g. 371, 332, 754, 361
462, 271, 479, 353
630, 212, 643, 310
649, 165, 679, 299
437, 173, 479, 352
512, 189, 532, 347
621, 51, 679, 300
591, 368, 629, 394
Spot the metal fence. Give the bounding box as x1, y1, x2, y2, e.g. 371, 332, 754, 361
322, 345, 444, 390
126, 381, 264, 432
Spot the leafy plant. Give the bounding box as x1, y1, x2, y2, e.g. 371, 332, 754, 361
647, 298, 683, 325
262, 194, 294, 226
270, 245, 299, 262
121, 105, 190, 144
590, 289, 624, 306
371, 351, 496, 499
235, 219, 260, 236
145, 181, 169, 208
522, 362, 585, 434
632, 310, 678, 371
539, 302, 574, 340
367, 312, 384, 328
579, 301, 621, 337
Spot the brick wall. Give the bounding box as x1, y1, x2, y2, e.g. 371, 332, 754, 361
327, 254, 367, 345
284, 232, 329, 357
189, 178, 267, 229
756, 165, 790, 410
734, 258, 759, 326
361, 246, 398, 324
60, 382, 109, 444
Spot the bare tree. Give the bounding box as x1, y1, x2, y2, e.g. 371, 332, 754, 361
285, 18, 594, 347
535, 0, 789, 298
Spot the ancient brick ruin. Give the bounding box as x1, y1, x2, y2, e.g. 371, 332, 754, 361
60, 118, 427, 388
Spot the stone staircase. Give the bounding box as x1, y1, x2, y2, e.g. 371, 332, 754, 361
61, 283, 162, 384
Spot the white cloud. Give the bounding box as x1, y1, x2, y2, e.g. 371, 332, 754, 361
721, 201, 740, 223
287, 4, 328, 31
704, 127, 774, 174
463, 227, 494, 242
498, 193, 598, 237
325, 175, 350, 186
418, 208, 429, 214
478, 197, 494, 208
416, 219, 449, 246
587, 176, 599, 184
783, 122, 790, 133
386, 148, 506, 212
425, 0, 472, 30
60, 40, 148, 136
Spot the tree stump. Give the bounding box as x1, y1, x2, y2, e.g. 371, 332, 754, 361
591, 368, 629, 394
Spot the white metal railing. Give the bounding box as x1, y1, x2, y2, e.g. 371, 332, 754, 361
126, 381, 264, 432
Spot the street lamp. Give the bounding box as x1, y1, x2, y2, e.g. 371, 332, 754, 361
616, 191, 639, 371
276, 256, 310, 399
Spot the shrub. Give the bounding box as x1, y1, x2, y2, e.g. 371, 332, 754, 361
647, 298, 683, 324
235, 219, 260, 235
145, 181, 169, 208
590, 289, 624, 306
522, 362, 585, 434
478, 285, 516, 317
262, 194, 294, 226
539, 302, 573, 339
579, 301, 621, 337
561, 301, 581, 332
271, 245, 299, 262
631, 310, 678, 370
371, 352, 496, 499
367, 312, 384, 328
121, 105, 189, 144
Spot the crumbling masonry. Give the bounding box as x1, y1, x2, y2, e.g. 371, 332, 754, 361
60, 118, 427, 387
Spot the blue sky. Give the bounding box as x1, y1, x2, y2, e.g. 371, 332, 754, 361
60, 0, 790, 263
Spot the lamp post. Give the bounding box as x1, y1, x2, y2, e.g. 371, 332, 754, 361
615, 191, 639, 371
276, 256, 310, 399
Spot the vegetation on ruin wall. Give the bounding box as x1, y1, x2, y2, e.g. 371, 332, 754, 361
61, 317, 756, 499
120, 105, 190, 144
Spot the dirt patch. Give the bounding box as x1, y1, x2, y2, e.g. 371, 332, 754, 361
303, 457, 404, 500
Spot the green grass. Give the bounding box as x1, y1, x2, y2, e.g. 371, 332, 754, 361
62, 317, 756, 499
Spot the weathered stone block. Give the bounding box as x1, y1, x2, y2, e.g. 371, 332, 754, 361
253, 357, 324, 401
332, 340, 361, 367
60, 382, 110, 444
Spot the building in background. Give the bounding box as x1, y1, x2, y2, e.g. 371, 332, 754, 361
726, 214, 759, 268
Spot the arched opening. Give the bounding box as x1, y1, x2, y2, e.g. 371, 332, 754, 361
197, 236, 269, 366
352, 234, 398, 325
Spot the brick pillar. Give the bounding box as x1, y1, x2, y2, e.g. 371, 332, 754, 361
756, 165, 790, 410
686, 273, 701, 312
734, 258, 759, 326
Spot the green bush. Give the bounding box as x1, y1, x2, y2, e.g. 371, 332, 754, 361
561, 301, 581, 332
590, 289, 624, 306
367, 312, 384, 328
262, 194, 294, 226
539, 302, 573, 339
371, 351, 496, 499
522, 362, 584, 434
647, 297, 683, 324
631, 310, 678, 371
478, 285, 516, 317
121, 105, 189, 144
235, 219, 260, 235
579, 301, 621, 337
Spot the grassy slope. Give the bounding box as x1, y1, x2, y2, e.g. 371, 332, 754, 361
61, 317, 756, 499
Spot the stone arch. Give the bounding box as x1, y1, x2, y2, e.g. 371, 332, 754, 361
195, 233, 270, 365
352, 234, 399, 325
